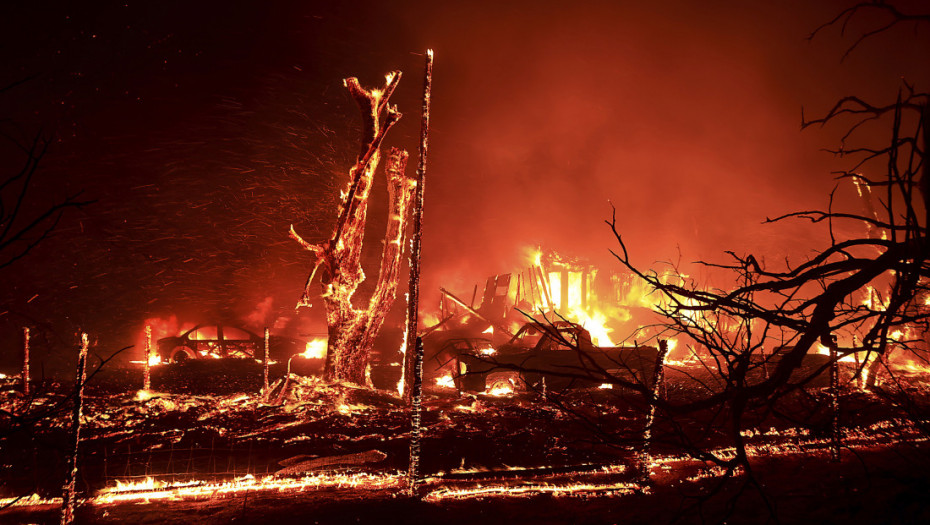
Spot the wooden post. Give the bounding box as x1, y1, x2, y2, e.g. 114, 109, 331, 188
61, 332, 88, 525
263, 328, 270, 398
641, 340, 669, 481
829, 337, 841, 462
407, 336, 425, 496
143, 325, 152, 391
402, 49, 434, 403
22, 327, 30, 396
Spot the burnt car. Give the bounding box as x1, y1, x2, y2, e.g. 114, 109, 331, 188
156, 324, 305, 364
454, 321, 660, 393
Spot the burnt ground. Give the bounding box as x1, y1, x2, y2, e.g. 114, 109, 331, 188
1, 359, 930, 524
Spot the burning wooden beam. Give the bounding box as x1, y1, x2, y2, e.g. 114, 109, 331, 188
439, 287, 515, 338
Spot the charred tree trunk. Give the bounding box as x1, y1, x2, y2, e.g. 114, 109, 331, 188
291, 72, 416, 385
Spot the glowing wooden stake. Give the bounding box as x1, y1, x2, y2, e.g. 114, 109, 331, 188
402, 49, 433, 403
829, 337, 841, 462
263, 328, 270, 398
641, 340, 669, 481
22, 327, 30, 396
407, 336, 425, 496
61, 332, 88, 525
143, 325, 152, 391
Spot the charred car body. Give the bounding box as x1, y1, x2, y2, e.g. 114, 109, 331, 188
452, 321, 660, 393
157, 324, 305, 363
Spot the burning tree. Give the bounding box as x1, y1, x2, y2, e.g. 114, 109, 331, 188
291, 72, 417, 385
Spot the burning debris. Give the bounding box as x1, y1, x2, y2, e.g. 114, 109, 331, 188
2, 3, 930, 521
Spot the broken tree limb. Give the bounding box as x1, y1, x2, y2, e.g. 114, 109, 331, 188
403, 49, 434, 404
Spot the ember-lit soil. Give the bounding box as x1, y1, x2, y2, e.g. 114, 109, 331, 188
2, 361, 930, 524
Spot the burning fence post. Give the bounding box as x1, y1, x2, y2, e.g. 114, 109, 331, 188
402, 49, 433, 403
142, 325, 152, 391
407, 336, 425, 496
61, 332, 88, 525
641, 339, 669, 481
829, 336, 841, 462
263, 328, 270, 399
22, 327, 30, 396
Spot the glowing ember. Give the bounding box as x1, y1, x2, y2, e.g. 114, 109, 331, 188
487, 382, 514, 397
92, 472, 402, 505
425, 480, 644, 500
0, 493, 62, 507
435, 374, 456, 389
301, 339, 327, 359
135, 389, 155, 402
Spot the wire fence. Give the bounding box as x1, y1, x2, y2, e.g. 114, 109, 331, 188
94, 441, 276, 484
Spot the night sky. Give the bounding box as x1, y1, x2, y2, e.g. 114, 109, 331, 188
1, 1, 927, 370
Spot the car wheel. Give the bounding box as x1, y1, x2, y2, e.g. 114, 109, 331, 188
170, 346, 196, 363
485, 372, 523, 395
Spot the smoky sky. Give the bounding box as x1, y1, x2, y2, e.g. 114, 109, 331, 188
1, 0, 928, 367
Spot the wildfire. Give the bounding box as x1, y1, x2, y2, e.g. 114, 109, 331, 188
301, 339, 327, 359
518, 247, 617, 346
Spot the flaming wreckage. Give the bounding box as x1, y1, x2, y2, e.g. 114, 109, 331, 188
5, 47, 930, 523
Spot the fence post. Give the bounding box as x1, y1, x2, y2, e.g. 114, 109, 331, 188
642, 339, 669, 481
829, 336, 841, 462
22, 327, 30, 396
143, 325, 152, 391
407, 336, 425, 496
263, 328, 270, 399
61, 332, 88, 525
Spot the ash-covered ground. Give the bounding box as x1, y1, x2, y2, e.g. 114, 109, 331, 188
2, 360, 930, 524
